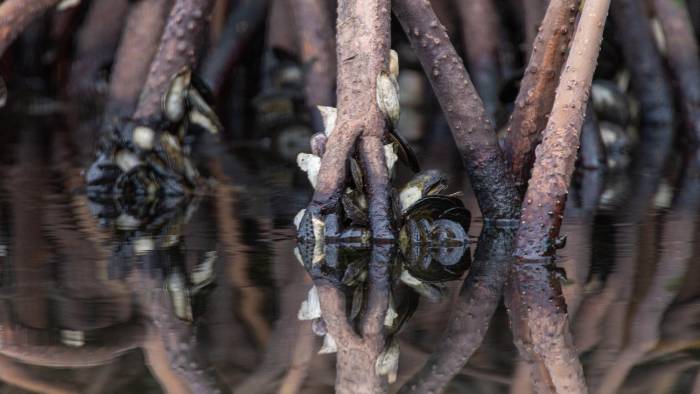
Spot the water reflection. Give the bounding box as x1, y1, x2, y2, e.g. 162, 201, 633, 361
2, 120, 700, 393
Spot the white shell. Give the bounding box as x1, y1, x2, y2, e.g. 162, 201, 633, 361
115, 150, 142, 172
376, 72, 400, 127
400, 270, 423, 286
389, 49, 400, 78
57, 0, 81, 11
399, 186, 422, 212
190, 109, 221, 134
318, 333, 337, 354
384, 299, 398, 327
384, 144, 398, 173
163, 69, 191, 122
167, 270, 192, 321
298, 286, 322, 320
293, 209, 306, 230
317, 106, 337, 136
188, 89, 222, 133
133, 126, 155, 150
375, 340, 400, 383
61, 330, 85, 348
192, 251, 216, 287
115, 213, 140, 230
297, 153, 321, 189
133, 237, 155, 255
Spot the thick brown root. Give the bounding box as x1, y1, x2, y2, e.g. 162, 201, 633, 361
393, 0, 520, 220
308, 0, 393, 240
0, 0, 61, 57
503, 0, 579, 195
105, 0, 172, 119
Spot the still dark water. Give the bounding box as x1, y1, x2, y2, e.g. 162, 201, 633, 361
1, 116, 700, 394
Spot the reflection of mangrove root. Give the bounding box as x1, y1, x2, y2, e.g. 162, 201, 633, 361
296, 240, 470, 390
401, 223, 516, 393
507, 0, 611, 392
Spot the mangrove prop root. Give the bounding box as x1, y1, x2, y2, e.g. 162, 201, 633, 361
105, 0, 172, 119
651, 0, 700, 149
509, 0, 611, 393
503, 0, 579, 195
290, 0, 336, 119
454, 0, 504, 119
611, 0, 673, 212
0, 0, 61, 57
201, 0, 269, 98
399, 224, 516, 394
393, 0, 520, 220
133, 0, 216, 125
515, 0, 608, 261
68, 0, 129, 99
309, 0, 392, 240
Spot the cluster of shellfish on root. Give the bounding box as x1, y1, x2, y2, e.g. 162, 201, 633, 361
86, 67, 222, 204
291, 51, 475, 382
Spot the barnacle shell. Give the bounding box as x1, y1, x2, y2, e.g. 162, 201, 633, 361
375, 340, 400, 383
115, 150, 142, 172
389, 49, 400, 79
187, 88, 222, 134
318, 333, 337, 354
376, 71, 400, 127
399, 170, 448, 212
133, 237, 155, 255
191, 250, 216, 289
297, 153, 321, 189
298, 286, 321, 320
167, 270, 193, 322
133, 126, 155, 150
57, 0, 81, 11
163, 68, 191, 123
61, 330, 84, 347
189, 109, 220, 135
384, 144, 399, 173
317, 105, 337, 136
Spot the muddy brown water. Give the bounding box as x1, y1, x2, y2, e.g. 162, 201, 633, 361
1, 118, 699, 394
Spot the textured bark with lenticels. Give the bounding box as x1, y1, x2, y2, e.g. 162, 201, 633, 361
393, 0, 520, 220
507, 0, 611, 393
133, 0, 216, 125
308, 0, 393, 240
503, 0, 579, 195
105, 0, 172, 120
0, 0, 61, 57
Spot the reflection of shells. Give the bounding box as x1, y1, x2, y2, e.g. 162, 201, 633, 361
298, 286, 322, 320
